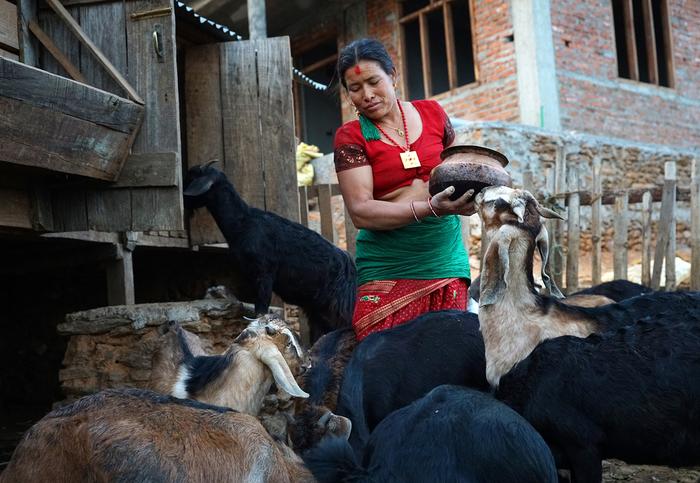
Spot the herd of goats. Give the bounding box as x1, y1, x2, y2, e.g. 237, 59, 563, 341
2, 163, 700, 483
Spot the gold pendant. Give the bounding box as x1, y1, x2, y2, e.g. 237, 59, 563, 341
397, 129, 404, 137
400, 150, 421, 169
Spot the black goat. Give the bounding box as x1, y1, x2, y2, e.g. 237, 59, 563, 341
304, 385, 558, 483
496, 318, 700, 483
183, 163, 357, 342
289, 327, 358, 452
570, 279, 653, 302
335, 310, 488, 458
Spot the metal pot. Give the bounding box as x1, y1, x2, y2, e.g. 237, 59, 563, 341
429, 145, 512, 201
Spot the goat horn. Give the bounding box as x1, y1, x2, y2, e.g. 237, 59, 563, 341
259, 346, 309, 399
203, 159, 218, 168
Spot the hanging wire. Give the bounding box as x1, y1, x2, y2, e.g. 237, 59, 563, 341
176, 2, 328, 91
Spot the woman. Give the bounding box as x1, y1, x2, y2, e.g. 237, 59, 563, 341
334, 38, 475, 341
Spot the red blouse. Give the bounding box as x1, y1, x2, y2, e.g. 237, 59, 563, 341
333, 100, 455, 199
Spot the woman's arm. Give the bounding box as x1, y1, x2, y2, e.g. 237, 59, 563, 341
338, 166, 474, 231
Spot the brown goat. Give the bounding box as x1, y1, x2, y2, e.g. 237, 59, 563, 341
0, 388, 314, 483
475, 186, 623, 386
171, 315, 309, 415
148, 321, 209, 394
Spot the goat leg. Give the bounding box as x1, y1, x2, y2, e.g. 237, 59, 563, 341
254, 275, 274, 315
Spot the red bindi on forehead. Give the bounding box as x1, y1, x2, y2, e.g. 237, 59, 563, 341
353, 64, 361, 75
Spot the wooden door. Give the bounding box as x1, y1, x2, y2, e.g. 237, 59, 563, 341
185, 37, 298, 245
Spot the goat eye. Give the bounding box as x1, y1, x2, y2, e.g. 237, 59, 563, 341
265, 326, 277, 336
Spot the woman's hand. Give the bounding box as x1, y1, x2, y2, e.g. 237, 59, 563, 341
430, 186, 477, 217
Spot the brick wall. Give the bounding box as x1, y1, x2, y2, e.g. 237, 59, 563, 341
551, 0, 700, 148
346, 0, 520, 122
294, 0, 520, 123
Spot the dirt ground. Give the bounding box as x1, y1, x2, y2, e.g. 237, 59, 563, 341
603, 460, 700, 482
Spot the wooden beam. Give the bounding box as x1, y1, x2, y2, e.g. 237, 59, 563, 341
641, 191, 652, 287
17, 0, 39, 65
641, 0, 658, 84
548, 186, 690, 206
44, 0, 143, 103
613, 192, 629, 280
659, 0, 675, 87
691, 158, 700, 290
247, 0, 267, 39
622, 0, 639, 80
28, 20, 86, 82
399, 0, 445, 24
566, 166, 580, 293
0, 0, 19, 50
443, 1, 457, 90
419, 12, 431, 98
591, 157, 602, 285
318, 183, 335, 243
651, 162, 676, 290
106, 243, 135, 305
111, 152, 179, 188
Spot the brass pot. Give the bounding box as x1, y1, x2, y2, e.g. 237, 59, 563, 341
429, 145, 512, 201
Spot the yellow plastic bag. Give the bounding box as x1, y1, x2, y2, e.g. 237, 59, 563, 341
296, 142, 323, 186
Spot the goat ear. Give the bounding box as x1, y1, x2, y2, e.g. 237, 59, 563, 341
537, 206, 565, 220
535, 225, 564, 299
183, 176, 214, 197
479, 237, 507, 307
519, 190, 566, 221
258, 346, 309, 399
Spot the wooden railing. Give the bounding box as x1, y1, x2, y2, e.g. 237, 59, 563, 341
531, 159, 699, 292
299, 158, 700, 292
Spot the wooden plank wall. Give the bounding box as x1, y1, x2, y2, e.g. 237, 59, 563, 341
186, 37, 298, 245
37, 0, 183, 232
0, 0, 19, 59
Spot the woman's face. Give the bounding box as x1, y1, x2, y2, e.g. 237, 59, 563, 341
344, 60, 397, 121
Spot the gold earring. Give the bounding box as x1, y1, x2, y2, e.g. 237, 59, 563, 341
354, 106, 360, 117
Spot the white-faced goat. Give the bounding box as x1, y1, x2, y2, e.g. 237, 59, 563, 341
183, 162, 357, 342
473, 186, 700, 482
0, 388, 316, 483
474, 186, 700, 387
304, 385, 558, 483
170, 315, 310, 415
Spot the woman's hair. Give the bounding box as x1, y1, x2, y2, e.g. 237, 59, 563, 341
336, 38, 395, 88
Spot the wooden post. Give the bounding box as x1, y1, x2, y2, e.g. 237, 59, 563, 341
553, 147, 567, 289
544, 165, 559, 286
247, 0, 267, 39
522, 168, 534, 193
299, 186, 309, 227
318, 184, 336, 243
613, 192, 628, 280
566, 165, 580, 293
106, 243, 135, 305
651, 162, 676, 290
591, 157, 602, 285
665, 167, 677, 291
691, 158, 700, 291
641, 191, 653, 287
17, 0, 39, 66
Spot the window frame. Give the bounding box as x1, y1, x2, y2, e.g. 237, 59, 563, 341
398, 0, 479, 99
611, 0, 675, 88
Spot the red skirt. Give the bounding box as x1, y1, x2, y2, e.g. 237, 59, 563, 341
352, 278, 468, 341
